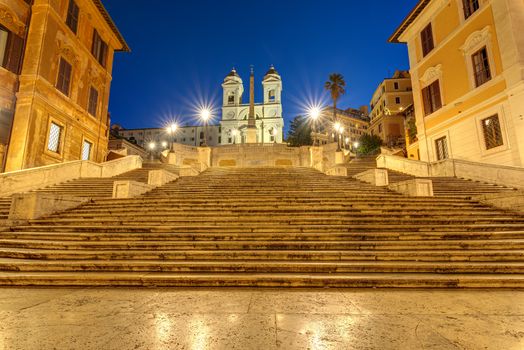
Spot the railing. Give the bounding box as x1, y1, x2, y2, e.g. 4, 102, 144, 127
0, 156, 143, 197
376, 154, 524, 189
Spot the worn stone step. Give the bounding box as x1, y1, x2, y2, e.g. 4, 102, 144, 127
1, 259, 523, 274
0, 272, 522, 288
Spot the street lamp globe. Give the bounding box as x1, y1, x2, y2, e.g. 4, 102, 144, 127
148, 142, 156, 150
201, 109, 211, 122
309, 107, 320, 121
161, 141, 167, 148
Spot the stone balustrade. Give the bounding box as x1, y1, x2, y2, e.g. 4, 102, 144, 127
0, 155, 143, 197
377, 154, 524, 189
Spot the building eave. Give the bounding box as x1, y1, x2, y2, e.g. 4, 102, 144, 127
93, 0, 130, 52
388, 0, 431, 44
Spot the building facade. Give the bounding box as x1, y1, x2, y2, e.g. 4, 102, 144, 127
390, 0, 524, 166
219, 66, 284, 145
0, 0, 128, 172
115, 125, 222, 149
313, 106, 370, 148
369, 70, 413, 147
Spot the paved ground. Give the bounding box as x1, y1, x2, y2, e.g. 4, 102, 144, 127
0, 288, 522, 349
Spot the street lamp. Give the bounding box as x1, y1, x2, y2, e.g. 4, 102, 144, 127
161, 141, 168, 149
166, 123, 178, 150
200, 109, 211, 147
334, 122, 342, 151
339, 126, 345, 150
148, 142, 156, 160
309, 107, 321, 146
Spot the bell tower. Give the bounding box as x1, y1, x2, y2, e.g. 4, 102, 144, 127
221, 68, 244, 107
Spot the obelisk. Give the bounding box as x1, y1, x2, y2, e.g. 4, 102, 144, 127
246, 66, 257, 144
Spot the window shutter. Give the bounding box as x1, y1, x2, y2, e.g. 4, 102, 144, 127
422, 87, 431, 116
5, 33, 24, 74
433, 81, 442, 110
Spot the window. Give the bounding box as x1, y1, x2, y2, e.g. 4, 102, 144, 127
394, 82, 399, 90
378, 124, 383, 133
421, 23, 434, 57
81, 140, 92, 160
395, 97, 401, 104
422, 80, 442, 116
463, 0, 479, 19
56, 57, 72, 96
228, 137, 232, 143
0, 25, 24, 74
472, 47, 491, 87
435, 136, 448, 160
47, 122, 63, 153
268, 90, 275, 102
481, 115, 503, 150
199, 131, 204, 139
218, 136, 221, 143
88, 86, 98, 116
91, 30, 108, 67
66, 0, 80, 34
228, 94, 235, 105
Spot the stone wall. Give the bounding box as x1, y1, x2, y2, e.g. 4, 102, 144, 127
0, 155, 142, 197
210, 144, 310, 168
377, 154, 524, 189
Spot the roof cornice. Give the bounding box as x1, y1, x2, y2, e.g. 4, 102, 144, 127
93, 0, 130, 52
388, 0, 431, 43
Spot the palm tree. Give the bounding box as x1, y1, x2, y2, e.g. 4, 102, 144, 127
324, 73, 346, 150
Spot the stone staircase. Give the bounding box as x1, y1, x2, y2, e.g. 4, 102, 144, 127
0, 197, 11, 221
0, 166, 523, 287
347, 156, 516, 198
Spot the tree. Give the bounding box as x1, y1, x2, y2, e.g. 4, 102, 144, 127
287, 115, 312, 147
324, 73, 346, 149
356, 134, 383, 155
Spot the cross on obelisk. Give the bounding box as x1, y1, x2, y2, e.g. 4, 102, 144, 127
246, 65, 257, 143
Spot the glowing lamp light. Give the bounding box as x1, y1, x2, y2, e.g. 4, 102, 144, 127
353, 142, 360, 148
161, 141, 168, 148
309, 107, 321, 120
148, 142, 156, 150
201, 109, 211, 121
334, 122, 341, 132
231, 129, 238, 136
167, 123, 178, 134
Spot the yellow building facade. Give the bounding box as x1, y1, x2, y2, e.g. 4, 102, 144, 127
0, 0, 128, 172
390, 0, 524, 166
369, 70, 413, 147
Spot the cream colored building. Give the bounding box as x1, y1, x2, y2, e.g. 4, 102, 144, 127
313, 107, 369, 148
390, 0, 524, 166
0, 0, 128, 172
369, 70, 414, 147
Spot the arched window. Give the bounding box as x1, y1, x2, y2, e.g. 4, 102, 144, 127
268, 89, 275, 102
227, 93, 235, 105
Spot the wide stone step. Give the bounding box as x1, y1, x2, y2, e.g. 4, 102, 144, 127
3, 230, 523, 242
1, 238, 523, 251
1, 259, 523, 274
13, 223, 524, 233
0, 271, 522, 288
1, 248, 522, 262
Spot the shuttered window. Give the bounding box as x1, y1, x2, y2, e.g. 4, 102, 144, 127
91, 30, 108, 68
463, 0, 479, 19
56, 57, 72, 96
435, 137, 448, 160
422, 80, 442, 116
66, 0, 80, 34
81, 140, 92, 160
88, 86, 98, 116
420, 24, 434, 57
472, 47, 491, 87
481, 115, 503, 150
0, 26, 24, 74
47, 122, 63, 153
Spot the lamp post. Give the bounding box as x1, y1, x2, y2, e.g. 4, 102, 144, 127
334, 122, 342, 151
148, 142, 156, 160
309, 107, 320, 146
200, 109, 211, 147
166, 123, 178, 151
339, 126, 345, 151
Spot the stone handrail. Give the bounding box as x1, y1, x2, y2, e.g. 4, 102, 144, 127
376, 154, 524, 189
376, 154, 430, 177
0, 155, 143, 197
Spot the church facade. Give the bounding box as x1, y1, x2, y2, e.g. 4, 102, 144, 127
219, 66, 284, 144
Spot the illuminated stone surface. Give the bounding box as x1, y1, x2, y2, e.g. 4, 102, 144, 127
0, 288, 522, 349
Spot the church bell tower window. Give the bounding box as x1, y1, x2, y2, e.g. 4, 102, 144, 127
268, 90, 275, 102
228, 94, 235, 105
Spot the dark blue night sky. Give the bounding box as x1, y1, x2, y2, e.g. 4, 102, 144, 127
103, 0, 418, 133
